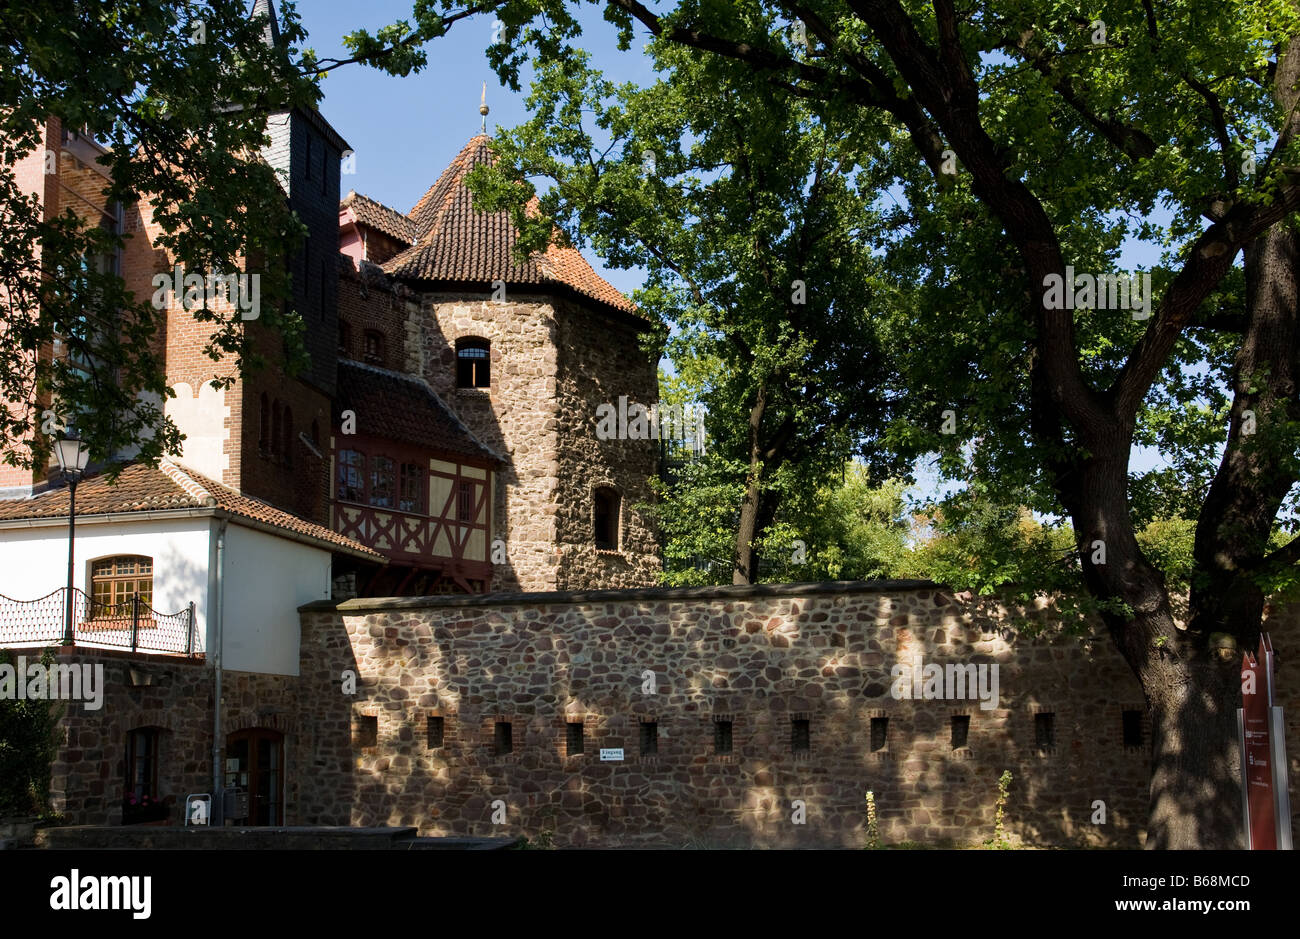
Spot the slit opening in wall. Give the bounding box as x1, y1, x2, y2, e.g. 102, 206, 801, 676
427, 715, 444, 749
713, 718, 733, 755
566, 721, 585, 756
353, 714, 377, 749
494, 721, 513, 756
950, 714, 970, 750
869, 716, 887, 753
639, 720, 658, 757
1034, 712, 1056, 752
792, 718, 811, 756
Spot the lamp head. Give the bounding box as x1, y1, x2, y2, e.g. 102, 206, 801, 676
53, 434, 90, 478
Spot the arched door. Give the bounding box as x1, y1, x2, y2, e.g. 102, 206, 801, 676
224, 728, 284, 826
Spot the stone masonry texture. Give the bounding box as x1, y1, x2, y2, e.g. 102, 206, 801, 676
26, 581, 1300, 847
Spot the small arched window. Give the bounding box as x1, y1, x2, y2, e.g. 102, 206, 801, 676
456, 337, 490, 388
594, 487, 620, 551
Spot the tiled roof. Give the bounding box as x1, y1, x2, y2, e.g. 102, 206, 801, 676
340, 190, 417, 245
0, 461, 384, 561
385, 135, 639, 317
334, 359, 503, 464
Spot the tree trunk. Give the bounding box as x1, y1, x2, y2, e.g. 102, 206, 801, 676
733, 383, 768, 584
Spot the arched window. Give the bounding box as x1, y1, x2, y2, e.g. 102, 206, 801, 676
593, 487, 620, 551
271, 400, 282, 459
258, 393, 270, 454
337, 449, 364, 502
456, 337, 490, 388
282, 405, 294, 466
92, 555, 153, 616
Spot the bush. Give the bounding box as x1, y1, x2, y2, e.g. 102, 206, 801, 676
0, 648, 64, 818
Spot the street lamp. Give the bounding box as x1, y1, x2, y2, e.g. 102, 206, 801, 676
54, 434, 90, 645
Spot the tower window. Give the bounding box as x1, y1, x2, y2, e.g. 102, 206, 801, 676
427, 716, 444, 749
594, 487, 620, 550
456, 337, 490, 388
362, 330, 384, 366
338, 320, 351, 356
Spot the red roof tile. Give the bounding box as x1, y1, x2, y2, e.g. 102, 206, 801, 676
0, 462, 385, 561
386, 135, 639, 317
334, 360, 502, 464
340, 190, 417, 244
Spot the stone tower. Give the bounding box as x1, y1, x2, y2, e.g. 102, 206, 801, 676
364, 135, 662, 591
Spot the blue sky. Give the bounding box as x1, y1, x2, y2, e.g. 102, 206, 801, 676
294, 0, 655, 298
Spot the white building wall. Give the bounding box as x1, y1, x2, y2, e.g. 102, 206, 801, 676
0, 516, 334, 677
0, 516, 213, 645
219, 524, 332, 676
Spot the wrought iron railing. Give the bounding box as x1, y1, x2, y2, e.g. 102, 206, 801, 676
0, 588, 201, 656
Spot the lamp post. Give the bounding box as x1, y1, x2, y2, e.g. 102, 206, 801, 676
54, 434, 90, 645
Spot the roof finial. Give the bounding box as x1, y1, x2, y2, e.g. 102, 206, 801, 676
479, 82, 489, 134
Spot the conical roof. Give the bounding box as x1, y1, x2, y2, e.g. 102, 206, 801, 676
382, 135, 637, 317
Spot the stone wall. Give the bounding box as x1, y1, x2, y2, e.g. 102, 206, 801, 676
294, 581, 1300, 848
20, 647, 299, 828
552, 297, 661, 590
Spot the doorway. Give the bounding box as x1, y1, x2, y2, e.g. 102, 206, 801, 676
224, 728, 284, 826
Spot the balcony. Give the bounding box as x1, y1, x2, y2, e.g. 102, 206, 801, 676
331, 500, 491, 588
0, 588, 201, 657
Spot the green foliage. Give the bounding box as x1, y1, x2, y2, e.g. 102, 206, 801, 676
0, 0, 320, 472
0, 649, 64, 819
984, 770, 1014, 850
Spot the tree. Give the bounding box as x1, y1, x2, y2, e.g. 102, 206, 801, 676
0, 649, 63, 819
346, 1, 1300, 848
0, 0, 320, 471
461, 49, 906, 584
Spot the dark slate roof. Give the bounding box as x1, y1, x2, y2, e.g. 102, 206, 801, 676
334, 359, 503, 464
341, 190, 417, 244
0, 461, 384, 560
384, 135, 638, 317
